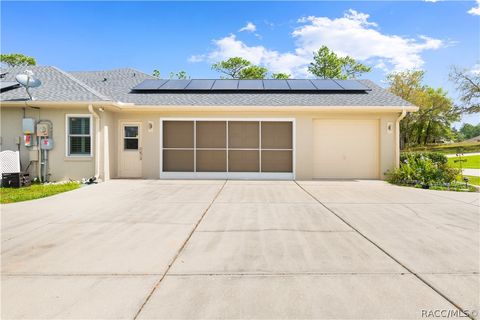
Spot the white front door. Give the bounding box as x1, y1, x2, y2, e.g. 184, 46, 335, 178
119, 122, 142, 178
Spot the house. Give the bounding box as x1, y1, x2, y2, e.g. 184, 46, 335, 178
0, 66, 417, 181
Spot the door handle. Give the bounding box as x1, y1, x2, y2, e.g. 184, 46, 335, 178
139, 147, 143, 160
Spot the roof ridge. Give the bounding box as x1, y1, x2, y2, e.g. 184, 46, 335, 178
51, 66, 112, 101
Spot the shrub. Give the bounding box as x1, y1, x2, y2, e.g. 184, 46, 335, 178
387, 152, 460, 187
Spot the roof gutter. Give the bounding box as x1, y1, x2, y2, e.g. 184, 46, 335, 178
1, 101, 418, 113
395, 107, 407, 168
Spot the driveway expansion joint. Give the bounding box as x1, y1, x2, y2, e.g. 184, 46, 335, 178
294, 181, 474, 320
196, 229, 355, 233
132, 180, 228, 320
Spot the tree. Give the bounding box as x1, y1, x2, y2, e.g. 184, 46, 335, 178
152, 69, 161, 78
271, 73, 290, 79
308, 46, 371, 79
449, 65, 480, 114
341, 56, 372, 79
387, 70, 460, 147
238, 65, 268, 79
0, 53, 36, 67
458, 123, 480, 140
169, 70, 189, 79
212, 57, 252, 79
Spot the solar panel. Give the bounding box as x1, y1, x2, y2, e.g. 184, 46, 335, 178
311, 79, 343, 90
185, 79, 215, 90
131, 79, 167, 90
238, 80, 264, 90
212, 80, 239, 90
334, 80, 371, 91
287, 79, 316, 90
0, 81, 20, 91
263, 80, 290, 90
131, 79, 372, 92
159, 80, 191, 90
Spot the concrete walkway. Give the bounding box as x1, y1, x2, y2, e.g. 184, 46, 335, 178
446, 152, 480, 158
1, 180, 479, 319
463, 168, 480, 177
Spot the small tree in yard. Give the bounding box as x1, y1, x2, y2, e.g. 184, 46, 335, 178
212, 57, 252, 79
271, 73, 290, 79
0, 53, 36, 67
386, 70, 460, 147
449, 65, 480, 114
169, 70, 189, 79
308, 46, 371, 79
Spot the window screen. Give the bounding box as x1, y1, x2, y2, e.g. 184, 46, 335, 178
163, 150, 194, 172
228, 121, 259, 148
196, 121, 226, 148
67, 116, 91, 156
163, 121, 194, 148
261, 122, 292, 149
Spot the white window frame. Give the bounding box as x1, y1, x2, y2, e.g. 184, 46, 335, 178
159, 117, 295, 180
65, 114, 93, 157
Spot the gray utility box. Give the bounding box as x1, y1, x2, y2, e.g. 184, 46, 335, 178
22, 118, 36, 134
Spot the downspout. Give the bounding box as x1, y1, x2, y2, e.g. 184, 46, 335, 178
88, 104, 101, 180
395, 107, 407, 168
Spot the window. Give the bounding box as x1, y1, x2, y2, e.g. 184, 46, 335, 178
66, 115, 92, 156
123, 126, 139, 150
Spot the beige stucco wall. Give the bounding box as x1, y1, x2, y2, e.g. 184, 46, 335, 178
1, 106, 96, 181
0, 106, 400, 181
111, 110, 399, 180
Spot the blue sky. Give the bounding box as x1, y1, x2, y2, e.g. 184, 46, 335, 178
2, 1, 479, 125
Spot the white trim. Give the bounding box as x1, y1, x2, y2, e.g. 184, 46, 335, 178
159, 117, 296, 180
65, 114, 93, 157
160, 172, 294, 180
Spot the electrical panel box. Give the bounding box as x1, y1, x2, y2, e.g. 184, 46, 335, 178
36, 123, 50, 137
40, 138, 54, 150
29, 149, 39, 161
22, 118, 36, 134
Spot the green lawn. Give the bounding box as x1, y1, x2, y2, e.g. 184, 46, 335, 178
0, 182, 80, 204
404, 141, 480, 154
460, 175, 480, 186
448, 155, 480, 169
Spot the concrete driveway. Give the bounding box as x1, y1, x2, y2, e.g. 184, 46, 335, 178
1, 180, 479, 319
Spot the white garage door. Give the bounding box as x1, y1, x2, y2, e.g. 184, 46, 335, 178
313, 119, 379, 179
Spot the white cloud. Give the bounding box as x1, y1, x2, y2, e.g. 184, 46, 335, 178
239, 22, 256, 33
425, 0, 441, 3
190, 10, 445, 76
468, 0, 480, 15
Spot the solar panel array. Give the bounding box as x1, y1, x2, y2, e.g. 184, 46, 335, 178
131, 79, 371, 92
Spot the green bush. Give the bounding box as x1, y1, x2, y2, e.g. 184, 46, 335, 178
388, 152, 460, 187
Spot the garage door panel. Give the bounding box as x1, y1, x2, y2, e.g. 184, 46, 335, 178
261, 122, 292, 149
163, 121, 194, 148
163, 150, 194, 172
196, 121, 226, 148
229, 150, 259, 172
196, 150, 227, 172
228, 122, 259, 149
313, 120, 379, 179
261, 150, 292, 173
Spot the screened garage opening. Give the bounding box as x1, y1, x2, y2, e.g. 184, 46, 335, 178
161, 119, 294, 179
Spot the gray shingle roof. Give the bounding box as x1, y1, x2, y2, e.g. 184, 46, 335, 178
1, 66, 413, 107
0, 66, 106, 101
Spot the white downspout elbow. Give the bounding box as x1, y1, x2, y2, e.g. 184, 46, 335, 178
395, 107, 407, 168
88, 104, 101, 180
